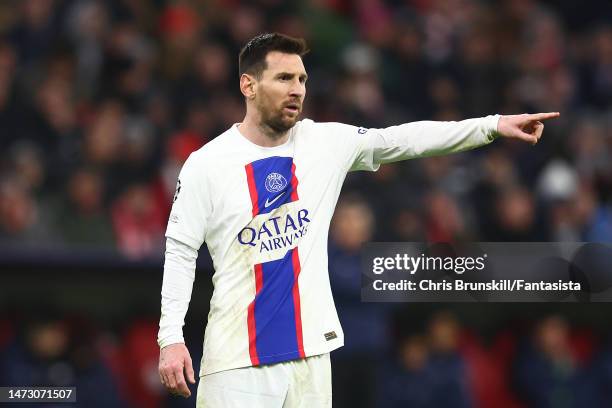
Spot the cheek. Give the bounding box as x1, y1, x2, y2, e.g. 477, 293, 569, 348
267, 83, 288, 99
256, 93, 275, 116
255, 90, 269, 107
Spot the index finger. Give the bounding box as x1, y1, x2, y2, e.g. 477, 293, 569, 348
528, 112, 560, 121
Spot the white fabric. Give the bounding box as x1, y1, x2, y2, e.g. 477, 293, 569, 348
158, 237, 197, 347
158, 116, 500, 376
196, 353, 332, 408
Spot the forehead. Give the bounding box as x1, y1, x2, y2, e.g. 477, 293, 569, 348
262, 51, 306, 76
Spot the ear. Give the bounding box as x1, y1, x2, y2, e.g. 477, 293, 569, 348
240, 73, 257, 100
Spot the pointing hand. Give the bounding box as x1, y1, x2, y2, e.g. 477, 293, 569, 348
497, 112, 560, 145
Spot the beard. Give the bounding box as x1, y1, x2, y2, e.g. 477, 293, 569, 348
256, 97, 301, 137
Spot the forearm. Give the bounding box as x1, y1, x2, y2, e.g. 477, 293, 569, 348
370, 115, 500, 164
157, 237, 197, 348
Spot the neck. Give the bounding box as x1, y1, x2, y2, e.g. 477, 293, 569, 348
237, 110, 290, 147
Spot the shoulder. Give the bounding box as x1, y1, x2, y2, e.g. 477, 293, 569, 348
184, 127, 235, 169
175, 129, 235, 187
295, 119, 369, 149
295, 118, 364, 138
198, 127, 235, 156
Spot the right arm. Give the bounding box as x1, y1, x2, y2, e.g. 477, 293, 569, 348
157, 237, 197, 397
158, 237, 197, 349
157, 153, 211, 398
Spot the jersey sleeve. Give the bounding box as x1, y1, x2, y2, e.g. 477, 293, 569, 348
165, 153, 211, 250
316, 115, 500, 172
366, 115, 500, 165
158, 237, 197, 348
311, 121, 382, 172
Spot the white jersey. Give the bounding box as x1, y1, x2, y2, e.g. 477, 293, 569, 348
163, 116, 499, 376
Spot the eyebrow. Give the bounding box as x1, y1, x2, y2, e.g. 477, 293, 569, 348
276, 72, 309, 80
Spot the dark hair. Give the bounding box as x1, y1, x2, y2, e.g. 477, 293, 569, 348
238, 33, 309, 78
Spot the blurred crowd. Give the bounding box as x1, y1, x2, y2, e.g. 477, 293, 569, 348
1, 0, 612, 255
1, 0, 612, 407
3, 305, 612, 408
328, 195, 612, 407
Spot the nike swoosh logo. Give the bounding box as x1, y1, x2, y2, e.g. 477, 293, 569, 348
264, 192, 286, 208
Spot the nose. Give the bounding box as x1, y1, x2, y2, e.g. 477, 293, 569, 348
289, 79, 305, 99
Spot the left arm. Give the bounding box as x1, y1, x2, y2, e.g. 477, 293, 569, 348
367, 115, 500, 165
315, 112, 560, 173
366, 112, 560, 165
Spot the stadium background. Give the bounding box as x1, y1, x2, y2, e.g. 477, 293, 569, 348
1, 0, 612, 406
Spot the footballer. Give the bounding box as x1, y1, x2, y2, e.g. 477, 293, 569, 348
157, 33, 559, 407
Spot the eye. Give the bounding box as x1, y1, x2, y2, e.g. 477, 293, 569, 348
279, 74, 291, 81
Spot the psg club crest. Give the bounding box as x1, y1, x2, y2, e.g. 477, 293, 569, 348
265, 172, 288, 193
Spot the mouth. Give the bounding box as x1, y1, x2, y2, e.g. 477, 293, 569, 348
283, 103, 300, 114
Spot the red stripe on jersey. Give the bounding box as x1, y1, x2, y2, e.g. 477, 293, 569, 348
290, 162, 299, 201
245, 163, 259, 217
291, 248, 305, 358
248, 263, 264, 365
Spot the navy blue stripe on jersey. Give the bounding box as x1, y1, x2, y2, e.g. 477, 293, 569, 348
253, 247, 303, 364
248, 156, 297, 215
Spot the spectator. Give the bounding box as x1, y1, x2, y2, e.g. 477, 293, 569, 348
376, 334, 436, 408
513, 315, 599, 407
0, 176, 57, 246
111, 183, 165, 259
55, 168, 114, 247
0, 310, 127, 408
426, 311, 472, 408
329, 194, 389, 408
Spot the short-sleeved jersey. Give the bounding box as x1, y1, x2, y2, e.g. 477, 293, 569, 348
166, 116, 498, 375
